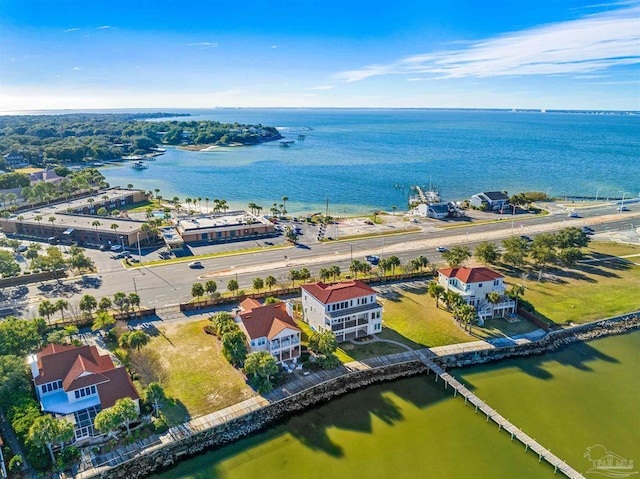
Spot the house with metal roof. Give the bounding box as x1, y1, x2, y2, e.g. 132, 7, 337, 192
235, 298, 301, 364
301, 280, 383, 342
470, 191, 510, 211
28, 344, 140, 441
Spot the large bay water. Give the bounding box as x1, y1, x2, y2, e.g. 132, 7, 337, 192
100, 109, 640, 215
153, 331, 640, 479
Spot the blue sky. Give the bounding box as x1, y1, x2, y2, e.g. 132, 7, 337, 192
1, 0, 638, 110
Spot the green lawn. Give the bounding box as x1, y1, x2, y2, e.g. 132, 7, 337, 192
379, 285, 476, 348
499, 241, 640, 325
338, 340, 409, 362
147, 319, 255, 425
472, 316, 540, 341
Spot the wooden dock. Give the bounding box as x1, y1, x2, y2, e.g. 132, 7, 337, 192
415, 351, 585, 479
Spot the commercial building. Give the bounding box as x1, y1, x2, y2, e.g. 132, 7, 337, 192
301, 280, 383, 342
470, 191, 510, 211
28, 344, 140, 441
0, 189, 152, 246
175, 211, 275, 243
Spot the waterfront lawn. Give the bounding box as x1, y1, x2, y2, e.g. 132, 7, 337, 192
472, 316, 540, 341
146, 319, 255, 425
502, 241, 640, 325
379, 285, 476, 348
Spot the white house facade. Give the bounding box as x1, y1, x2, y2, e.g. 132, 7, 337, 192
301, 280, 383, 342
235, 298, 302, 364
29, 344, 140, 441
437, 267, 516, 322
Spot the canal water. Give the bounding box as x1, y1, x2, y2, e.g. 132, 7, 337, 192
153, 331, 639, 478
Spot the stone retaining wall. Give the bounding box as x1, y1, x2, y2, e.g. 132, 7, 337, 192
86, 312, 639, 479
90, 361, 427, 479
436, 313, 640, 368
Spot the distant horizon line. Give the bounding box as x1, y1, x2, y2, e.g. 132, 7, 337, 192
2, 106, 639, 115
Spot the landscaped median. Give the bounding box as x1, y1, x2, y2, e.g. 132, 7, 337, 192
121, 244, 290, 269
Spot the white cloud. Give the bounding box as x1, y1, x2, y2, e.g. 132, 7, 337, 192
96, 25, 112, 30
308, 85, 334, 90
271, 45, 277, 49
64, 28, 80, 33
335, 4, 640, 82
72, 67, 82, 71
188, 42, 218, 48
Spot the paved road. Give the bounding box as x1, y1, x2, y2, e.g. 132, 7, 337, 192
12, 202, 640, 318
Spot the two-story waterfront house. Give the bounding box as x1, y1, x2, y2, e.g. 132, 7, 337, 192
28, 344, 140, 441
301, 280, 383, 342
437, 267, 516, 323
236, 298, 302, 364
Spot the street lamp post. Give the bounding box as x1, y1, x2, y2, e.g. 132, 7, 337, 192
620, 191, 629, 214
595, 188, 603, 202
137, 232, 141, 263
546, 188, 552, 200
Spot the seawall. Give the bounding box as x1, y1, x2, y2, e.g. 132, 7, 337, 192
85, 312, 639, 479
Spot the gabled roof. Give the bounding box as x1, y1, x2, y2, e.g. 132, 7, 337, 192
482, 191, 509, 201
33, 344, 139, 409
438, 267, 503, 284
97, 368, 140, 408
237, 302, 300, 340
35, 344, 113, 386
301, 280, 376, 304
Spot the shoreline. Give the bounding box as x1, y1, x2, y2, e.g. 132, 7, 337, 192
79, 312, 640, 479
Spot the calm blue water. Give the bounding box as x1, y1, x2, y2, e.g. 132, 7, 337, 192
100, 109, 640, 215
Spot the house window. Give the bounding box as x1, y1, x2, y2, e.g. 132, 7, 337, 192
494, 280, 500, 286
478, 284, 483, 288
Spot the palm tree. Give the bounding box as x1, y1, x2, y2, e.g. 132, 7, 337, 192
48, 216, 57, 235
487, 291, 502, 318
506, 284, 525, 312
154, 188, 160, 199
34, 214, 44, 234
255, 205, 263, 216
92, 220, 102, 242
39, 300, 56, 323
127, 183, 134, 189
252, 277, 264, 292
428, 281, 445, 308
205, 280, 218, 297
128, 293, 140, 311
205, 197, 210, 213
281, 196, 288, 216
110, 224, 119, 241
79, 294, 97, 318
91, 311, 115, 333
329, 265, 341, 281
55, 299, 69, 321
172, 196, 180, 204
128, 330, 150, 351
388, 255, 401, 275
319, 268, 331, 282
248, 202, 257, 215
265, 275, 277, 292
458, 304, 478, 332
197, 197, 202, 213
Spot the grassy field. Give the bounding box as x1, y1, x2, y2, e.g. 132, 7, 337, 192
378, 284, 476, 348
146, 319, 255, 425
472, 316, 540, 341
499, 241, 640, 325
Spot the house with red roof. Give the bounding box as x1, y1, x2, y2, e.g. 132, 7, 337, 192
301, 280, 383, 342
437, 267, 516, 322
235, 298, 302, 364
28, 344, 140, 441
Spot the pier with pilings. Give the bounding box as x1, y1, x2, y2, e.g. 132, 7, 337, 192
415, 351, 585, 478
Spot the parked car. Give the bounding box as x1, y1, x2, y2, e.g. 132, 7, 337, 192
568, 212, 579, 218
110, 245, 123, 252
365, 255, 380, 265
99, 244, 109, 251
17, 244, 28, 253
520, 235, 532, 242
617, 206, 629, 212
48, 236, 60, 245
436, 246, 448, 253
582, 227, 594, 234
114, 251, 131, 259
188, 261, 203, 269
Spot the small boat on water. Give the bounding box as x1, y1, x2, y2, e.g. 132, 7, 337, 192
91, 161, 105, 167
280, 140, 295, 147
131, 161, 149, 170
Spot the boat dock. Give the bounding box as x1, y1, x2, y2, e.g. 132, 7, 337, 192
415, 351, 585, 479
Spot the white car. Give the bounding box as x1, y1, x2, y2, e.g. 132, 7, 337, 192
188, 261, 203, 269
436, 246, 448, 253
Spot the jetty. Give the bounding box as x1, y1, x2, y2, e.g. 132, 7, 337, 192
415, 351, 585, 479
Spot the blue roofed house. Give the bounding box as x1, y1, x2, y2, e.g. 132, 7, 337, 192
470, 191, 510, 211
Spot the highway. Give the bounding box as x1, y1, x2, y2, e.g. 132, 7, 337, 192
14, 202, 640, 318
